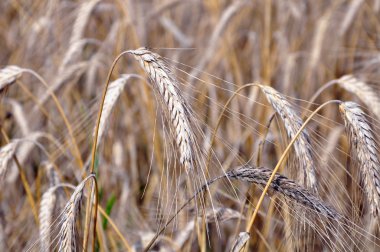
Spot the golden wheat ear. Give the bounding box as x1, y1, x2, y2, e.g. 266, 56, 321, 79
338, 75, 380, 120
39, 187, 58, 252
0, 140, 19, 179
339, 101, 380, 216
95, 74, 137, 148
227, 166, 341, 220
57, 175, 94, 252
259, 85, 318, 192
0, 66, 23, 91
128, 48, 196, 173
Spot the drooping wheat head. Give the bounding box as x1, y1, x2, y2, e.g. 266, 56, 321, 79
227, 166, 340, 219
338, 75, 380, 120
128, 48, 196, 173
259, 85, 318, 192
339, 101, 380, 216
0, 66, 23, 91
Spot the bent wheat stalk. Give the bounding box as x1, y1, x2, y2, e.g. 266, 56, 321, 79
128, 48, 196, 172
339, 101, 380, 216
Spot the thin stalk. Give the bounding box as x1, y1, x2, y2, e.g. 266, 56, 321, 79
303, 80, 337, 117
98, 207, 132, 251
91, 177, 99, 252
256, 112, 276, 166
83, 51, 129, 251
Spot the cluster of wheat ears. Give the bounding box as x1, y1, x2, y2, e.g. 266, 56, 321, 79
1, 0, 380, 251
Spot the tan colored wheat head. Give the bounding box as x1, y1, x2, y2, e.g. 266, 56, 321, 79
128, 48, 196, 173
0, 140, 19, 179
95, 74, 131, 148
337, 75, 380, 120
339, 101, 380, 216
57, 176, 93, 252
226, 166, 341, 220
0, 66, 23, 91
39, 187, 58, 251
259, 85, 318, 192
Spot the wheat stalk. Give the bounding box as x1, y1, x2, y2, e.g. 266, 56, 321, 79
0, 66, 23, 91
128, 48, 195, 172
259, 85, 317, 192
339, 101, 380, 216
337, 75, 380, 120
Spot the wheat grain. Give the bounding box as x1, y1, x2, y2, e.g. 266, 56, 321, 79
128, 48, 195, 172
337, 75, 380, 120
227, 166, 340, 219
339, 101, 380, 216
259, 85, 317, 192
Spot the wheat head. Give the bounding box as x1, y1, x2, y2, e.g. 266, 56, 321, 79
339, 101, 380, 216
128, 48, 196, 172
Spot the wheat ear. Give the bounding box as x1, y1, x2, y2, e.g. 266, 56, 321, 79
259, 85, 317, 192
57, 175, 94, 252
339, 101, 380, 216
128, 48, 195, 172
39, 187, 57, 251
230, 232, 250, 252
0, 140, 19, 179
338, 75, 380, 120
0, 66, 23, 91
69, 0, 100, 45
227, 166, 341, 219
95, 74, 132, 148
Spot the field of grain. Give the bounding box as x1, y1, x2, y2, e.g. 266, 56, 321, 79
1, 0, 380, 251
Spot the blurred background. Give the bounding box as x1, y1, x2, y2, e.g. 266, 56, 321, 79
1, 0, 380, 251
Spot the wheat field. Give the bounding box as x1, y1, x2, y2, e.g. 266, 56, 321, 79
1, 0, 380, 251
